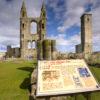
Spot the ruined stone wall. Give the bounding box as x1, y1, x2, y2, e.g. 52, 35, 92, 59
37, 39, 56, 60
76, 44, 82, 53
6, 46, 20, 58
6, 45, 13, 58
20, 1, 46, 60
37, 40, 43, 60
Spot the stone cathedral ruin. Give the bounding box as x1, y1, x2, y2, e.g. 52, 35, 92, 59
20, 1, 56, 60
6, 1, 96, 60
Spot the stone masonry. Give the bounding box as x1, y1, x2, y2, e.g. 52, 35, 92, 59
20, 1, 46, 59
76, 13, 92, 59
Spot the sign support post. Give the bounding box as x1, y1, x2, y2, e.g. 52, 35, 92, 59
83, 92, 91, 100
87, 93, 91, 100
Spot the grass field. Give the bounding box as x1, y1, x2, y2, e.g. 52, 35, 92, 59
0, 60, 35, 100
0, 60, 100, 100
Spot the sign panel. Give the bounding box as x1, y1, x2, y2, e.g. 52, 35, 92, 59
37, 59, 100, 96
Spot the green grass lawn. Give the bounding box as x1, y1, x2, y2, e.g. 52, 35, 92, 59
0, 60, 35, 100
89, 66, 100, 100
0, 60, 100, 100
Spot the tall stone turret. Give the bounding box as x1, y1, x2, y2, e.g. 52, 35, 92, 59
36, 1, 47, 60
39, 1, 46, 40
81, 13, 92, 59
20, 1, 27, 18
20, 0, 28, 58
20, 1, 37, 59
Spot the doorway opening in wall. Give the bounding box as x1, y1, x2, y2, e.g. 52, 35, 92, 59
31, 22, 37, 34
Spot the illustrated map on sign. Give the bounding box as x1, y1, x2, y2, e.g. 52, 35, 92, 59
37, 59, 100, 96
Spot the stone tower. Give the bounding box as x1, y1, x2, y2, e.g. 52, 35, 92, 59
20, 1, 29, 58
39, 1, 46, 40
20, 1, 47, 59
81, 13, 92, 58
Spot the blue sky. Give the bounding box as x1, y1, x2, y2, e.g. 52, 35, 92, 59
0, 0, 100, 53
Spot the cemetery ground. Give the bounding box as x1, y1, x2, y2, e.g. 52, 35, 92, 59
0, 59, 100, 100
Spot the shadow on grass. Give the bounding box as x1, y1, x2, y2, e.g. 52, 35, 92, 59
18, 67, 34, 73
89, 64, 100, 68
17, 67, 35, 93
20, 77, 31, 92
17, 61, 37, 100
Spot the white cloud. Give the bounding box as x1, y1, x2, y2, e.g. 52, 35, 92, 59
57, 0, 87, 33
48, 33, 80, 52
0, 0, 42, 48
56, 0, 100, 52
0, 0, 99, 52
46, 0, 66, 20
93, 33, 100, 52
92, 7, 100, 34
0, 44, 6, 52
92, 0, 100, 51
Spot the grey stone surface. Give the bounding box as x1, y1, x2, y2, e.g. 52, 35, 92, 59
20, 1, 46, 59
81, 13, 92, 59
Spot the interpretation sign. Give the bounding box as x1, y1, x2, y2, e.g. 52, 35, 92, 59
36, 59, 100, 96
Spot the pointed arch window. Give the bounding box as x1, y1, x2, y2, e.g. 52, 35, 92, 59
87, 17, 90, 21
27, 41, 36, 49
22, 12, 25, 17
42, 24, 44, 29
22, 34, 24, 38
43, 12, 45, 16
32, 41, 36, 49
31, 22, 37, 34
27, 41, 31, 49
22, 23, 25, 29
